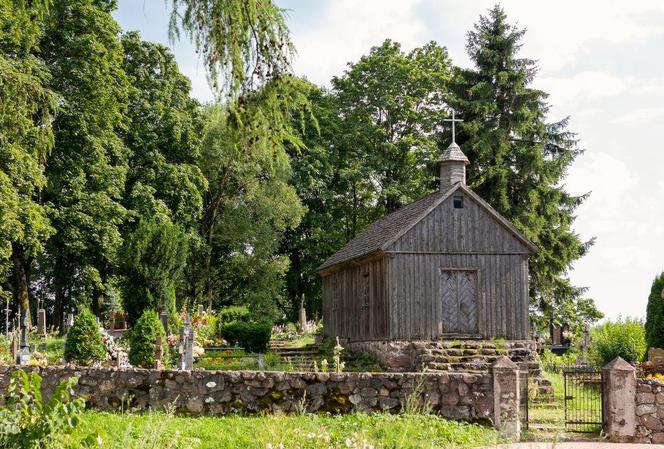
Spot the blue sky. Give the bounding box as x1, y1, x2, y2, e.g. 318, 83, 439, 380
113, 1, 664, 321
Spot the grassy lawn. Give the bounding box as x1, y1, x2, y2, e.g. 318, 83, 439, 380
277, 334, 315, 349
193, 350, 292, 371
67, 412, 506, 449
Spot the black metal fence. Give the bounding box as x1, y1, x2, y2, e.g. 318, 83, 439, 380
563, 365, 604, 433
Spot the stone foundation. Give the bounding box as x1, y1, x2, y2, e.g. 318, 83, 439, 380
0, 365, 495, 421
346, 340, 540, 374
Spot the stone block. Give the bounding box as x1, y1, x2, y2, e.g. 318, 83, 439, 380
638, 392, 656, 404
637, 404, 657, 416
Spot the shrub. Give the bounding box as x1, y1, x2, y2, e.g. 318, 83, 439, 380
646, 272, 664, 349
128, 310, 169, 368
590, 318, 647, 366
64, 308, 106, 365
220, 321, 271, 353
539, 348, 579, 373
0, 370, 87, 448
217, 305, 250, 331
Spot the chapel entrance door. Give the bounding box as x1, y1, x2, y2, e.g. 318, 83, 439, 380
441, 269, 479, 336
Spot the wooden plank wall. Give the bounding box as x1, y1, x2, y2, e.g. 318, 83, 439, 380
386, 253, 529, 340
321, 257, 389, 341
385, 191, 531, 340
390, 191, 530, 254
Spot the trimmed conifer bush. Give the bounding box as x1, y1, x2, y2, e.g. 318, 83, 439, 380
216, 305, 250, 334
128, 309, 168, 368
220, 321, 271, 353
646, 272, 664, 349
63, 308, 106, 365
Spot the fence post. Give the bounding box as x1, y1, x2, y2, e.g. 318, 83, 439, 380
602, 357, 636, 441
492, 356, 520, 439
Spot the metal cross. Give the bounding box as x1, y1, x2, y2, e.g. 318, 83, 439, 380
443, 110, 463, 143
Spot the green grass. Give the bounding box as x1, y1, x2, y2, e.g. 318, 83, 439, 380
194, 351, 292, 371
278, 334, 315, 349
525, 369, 603, 440
67, 411, 506, 449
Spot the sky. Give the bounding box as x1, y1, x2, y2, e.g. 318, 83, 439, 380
113, 1, 664, 321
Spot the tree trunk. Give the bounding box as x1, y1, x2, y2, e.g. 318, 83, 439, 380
10, 242, 31, 327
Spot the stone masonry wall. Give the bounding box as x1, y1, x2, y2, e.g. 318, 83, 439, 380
347, 340, 540, 374
634, 378, 664, 444
0, 365, 494, 421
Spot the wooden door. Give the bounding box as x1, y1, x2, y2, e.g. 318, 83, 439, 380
441, 269, 478, 335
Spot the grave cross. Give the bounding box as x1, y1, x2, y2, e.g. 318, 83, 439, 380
443, 109, 463, 143
17, 308, 31, 365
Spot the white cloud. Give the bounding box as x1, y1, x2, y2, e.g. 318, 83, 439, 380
289, 0, 428, 86
535, 72, 629, 110
611, 107, 664, 124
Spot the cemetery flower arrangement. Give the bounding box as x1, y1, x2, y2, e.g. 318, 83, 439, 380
271, 320, 322, 340
99, 328, 129, 367
272, 322, 298, 340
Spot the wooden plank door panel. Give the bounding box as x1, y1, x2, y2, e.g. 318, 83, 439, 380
441, 269, 478, 336
457, 271, 478, 334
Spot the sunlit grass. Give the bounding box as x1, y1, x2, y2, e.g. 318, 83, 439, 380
67, 411, 506, 449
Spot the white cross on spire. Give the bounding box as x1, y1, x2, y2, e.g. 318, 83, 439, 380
443, 109, 463, 143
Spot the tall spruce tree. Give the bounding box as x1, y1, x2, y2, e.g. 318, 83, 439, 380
451, 5, 600, 330
40, 0, 130, 323
646, 272, 664, 349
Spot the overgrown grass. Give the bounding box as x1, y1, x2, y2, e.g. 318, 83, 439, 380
67, 411, 506, 448
278, 334, 315, 349
194, 350, 292, 371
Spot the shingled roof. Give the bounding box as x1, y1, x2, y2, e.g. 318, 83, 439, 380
316, 183, 538, 273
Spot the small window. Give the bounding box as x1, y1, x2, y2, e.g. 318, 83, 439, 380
453, 195, 464, 209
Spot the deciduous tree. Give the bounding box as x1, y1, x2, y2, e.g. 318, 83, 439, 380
40, 0, 130, 323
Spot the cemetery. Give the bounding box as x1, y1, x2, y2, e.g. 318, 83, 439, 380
1, 1, 664, 448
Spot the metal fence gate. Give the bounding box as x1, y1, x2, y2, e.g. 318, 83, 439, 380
563, 366, 604, 433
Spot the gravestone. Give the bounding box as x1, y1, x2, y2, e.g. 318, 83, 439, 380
63, 313, 74, 334
37, 309, 47, 337
17, 310, 31, 365
648, 348, 664, 364
10, 330, 18, 361
178, 316, 194, 370
160, 311, 170, 336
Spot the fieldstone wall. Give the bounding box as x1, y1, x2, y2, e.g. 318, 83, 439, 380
634, 378, 664, 444
0, 365, 494, 421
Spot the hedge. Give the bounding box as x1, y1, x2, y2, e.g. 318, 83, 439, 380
220, 321, 271, 353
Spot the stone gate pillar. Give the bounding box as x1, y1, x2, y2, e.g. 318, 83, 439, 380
602, 357, 636, 441
492, 356, 520, 439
